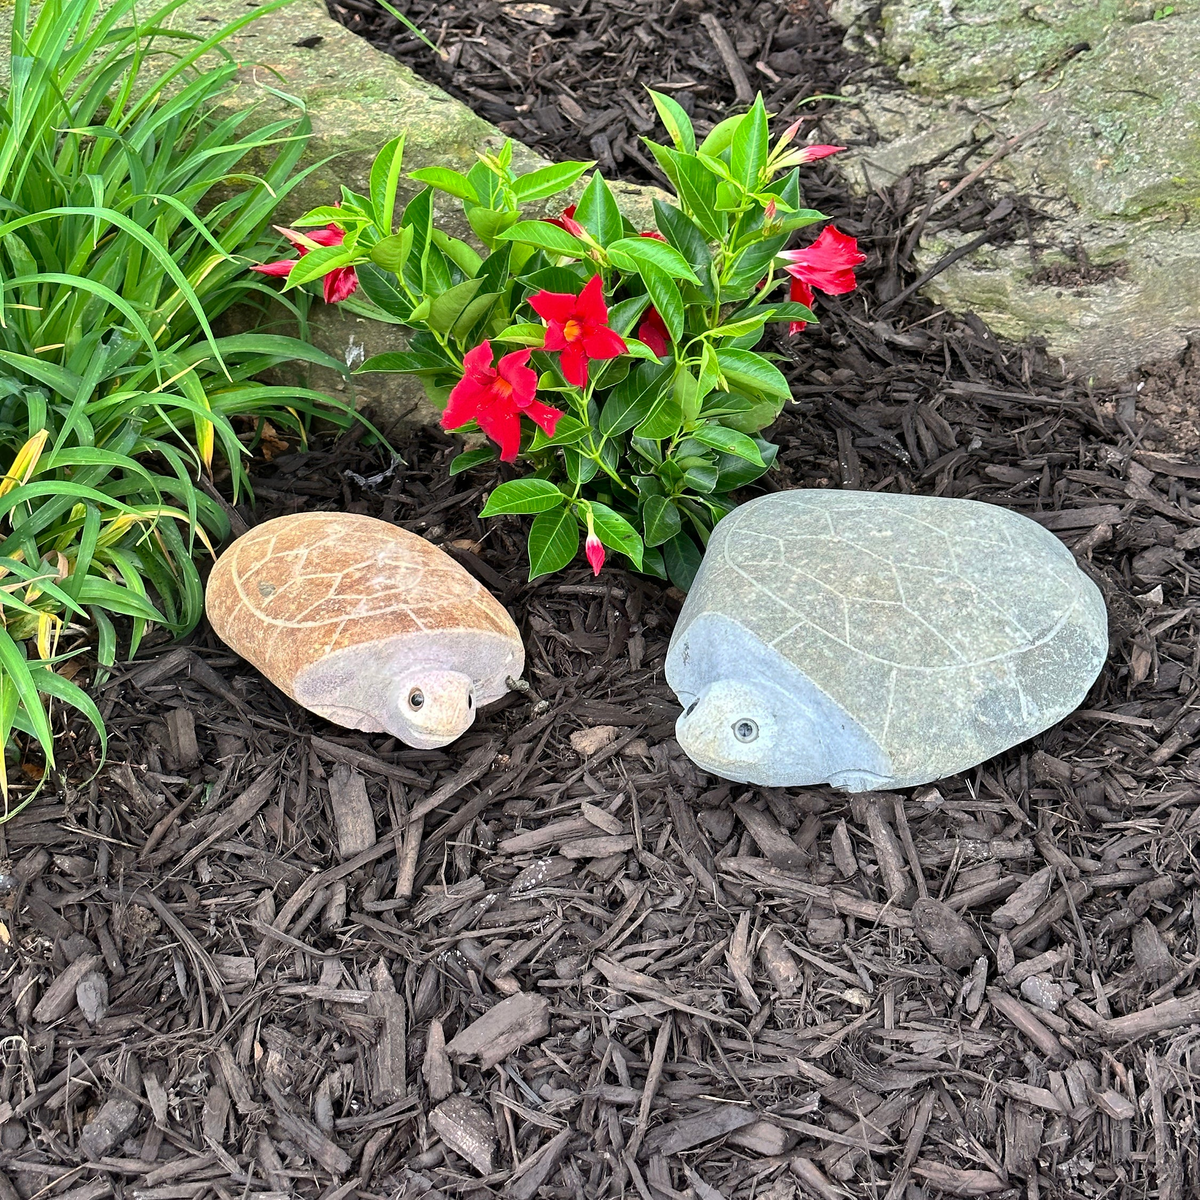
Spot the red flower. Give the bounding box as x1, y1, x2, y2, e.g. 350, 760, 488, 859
529, 274, 627, 388
778, 226, 865, 334
584, 512, 605, 576
441, 341, 564, 462
545, 204, 586, 239
639, 230, 667, 241
251, 224, 358, 305
788, 276, 815, 334
638, 307, 670, 357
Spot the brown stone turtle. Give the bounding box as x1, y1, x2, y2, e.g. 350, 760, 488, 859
206, 513, 523, 748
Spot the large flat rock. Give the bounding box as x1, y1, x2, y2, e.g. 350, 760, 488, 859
827, 1, 1200, 381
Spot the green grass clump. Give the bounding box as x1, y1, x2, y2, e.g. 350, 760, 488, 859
0, 0, 357, 807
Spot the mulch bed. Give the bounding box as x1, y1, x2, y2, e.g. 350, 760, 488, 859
1, 2, 1198, 1198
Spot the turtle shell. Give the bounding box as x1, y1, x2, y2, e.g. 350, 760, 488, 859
206, 512, 522, 710
667, 490, 1109, 788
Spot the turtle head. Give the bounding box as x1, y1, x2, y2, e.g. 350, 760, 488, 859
675, 678, 782, 784
383, 668, 476, 749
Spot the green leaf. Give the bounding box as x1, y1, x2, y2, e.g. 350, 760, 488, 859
606, 293, 651, 337
716, 439, 778, 490
283, 243, 354, 290
426, 277, 486, 334
432, 230, 483, 277
493, 323, 547, 346
528, 507, 579, 579
635, 392, 683, 441
497, 220, 591, 257
370, 134, 407, 234
408, 166, 479, 202
707, 313, 769, 340
730, 95, 769, 191
671, 153, 726, 242
663, 532, 703, 591
683, 463, 720, 492
511, 161, 594, 202
527, 414, 590, 451
587, 502, 644, 570
689, 423, 766, 465
699, 112, 746, 156
467, 207, 519, 245
647, 89, 696, 154
642, 494, 681, 547
599, 360, 673, 437
574, 173, 624, 248
481, 478, 566, 516
715, 348, 791, 400
369, 227, 414, 273
449, 446, 498, 475
607, 237, 701, 284
653, 200, 714, 297
640, 262, 685, 345
731, 300, 817, 326
451, 291, 501, 340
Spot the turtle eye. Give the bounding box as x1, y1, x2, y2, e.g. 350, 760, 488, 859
409, 688, 424, 710
733, 719, 758, 743
685, 700, 698, 717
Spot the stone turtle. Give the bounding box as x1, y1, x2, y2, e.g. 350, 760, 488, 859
206, 513, 523, 748
666, 490, 1108, 790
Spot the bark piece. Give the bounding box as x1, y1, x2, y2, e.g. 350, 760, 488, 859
76, 972, 108, 1025
445, 991, 549, 1070
202, 1083, 230, 1146
430, 1095, 495, 1174
504, 1127, 571, 1200
991, 866, 1052, 929
559, 834, 635, 859
32, 953, 101, 1023
422, 1017, 453, 1103
1132, 918, 1175, 984
734, 800, 809, 870
1019, 974, 1063, 1013
647, 1104, 757, 1154
759, 927, 800, 998
1094, 1089, 1135, 1121
165, 706, 200, 770
727, 1120, 794, 1156
79, 1098, 139, 1160
912, 898, 982, 970
367, 971, 407, 1102
329, 766, 376, 860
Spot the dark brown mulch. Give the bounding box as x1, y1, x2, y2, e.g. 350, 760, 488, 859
325, 0, 857, 185
1, 3, 1198, 1199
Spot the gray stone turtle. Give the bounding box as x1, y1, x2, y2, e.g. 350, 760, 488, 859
666, 490, 1109, 791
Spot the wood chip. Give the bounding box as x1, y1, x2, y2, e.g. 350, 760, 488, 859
445, 992, 549, 1069
328, 765, 376, 859
430, 1095, 495, 1174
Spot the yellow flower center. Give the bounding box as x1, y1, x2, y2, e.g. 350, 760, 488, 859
562, 318, 583, 342
492, 377, 513, 399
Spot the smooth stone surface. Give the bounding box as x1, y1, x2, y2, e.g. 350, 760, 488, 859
666, 490, 1108, 791
206, 513, 523, 749
825, 2, 1200, 380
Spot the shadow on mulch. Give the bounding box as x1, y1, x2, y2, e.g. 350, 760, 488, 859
0, 1, 1198, 1197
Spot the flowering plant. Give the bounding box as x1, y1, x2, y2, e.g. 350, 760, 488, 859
260, 94, 863, 585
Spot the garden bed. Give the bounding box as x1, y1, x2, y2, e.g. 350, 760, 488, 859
1, 1, 1198, 1197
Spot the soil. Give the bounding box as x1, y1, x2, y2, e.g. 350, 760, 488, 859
1, 2, 1198, 1199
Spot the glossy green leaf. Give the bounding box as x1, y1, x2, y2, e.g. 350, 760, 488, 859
481, 478, 565, 516
642, 493, 681, 547
408, 166, 479, 201
730, 95, 769, 191
369, 227, 414, 273
574, 172, 624, 248
449, 446, 498, 475
607, 237, 701, 284
511, 160, 594, 202
689, 423, 766, 465
527, 507, 579, 580
587, 502, 644, 570
370, 134, 407, 234
497, 220, 591, 257
715, 348, 791, 400
663, 531, 703, 591
426, 277, 486, 334
640, 262, 685, 345
647, 89, 696, 154
599, 360, 672, 437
